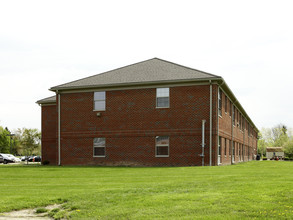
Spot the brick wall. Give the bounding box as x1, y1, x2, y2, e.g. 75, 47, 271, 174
41, 84, 257, 166
57, 85, 219, 166
218, 88, 258, 165
41, 104, 57, 165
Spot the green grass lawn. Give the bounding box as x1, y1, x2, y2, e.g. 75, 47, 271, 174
0, 161, 293, 219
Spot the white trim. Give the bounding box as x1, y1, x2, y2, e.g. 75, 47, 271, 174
93, 91, 106, 111
155, 136, 169, 157
50, 78, 220, 92
41, 103, 56, 106
56, 81, 217, 94
156, 88, 170, 108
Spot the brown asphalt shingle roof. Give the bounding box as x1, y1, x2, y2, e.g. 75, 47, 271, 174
36, 95, 56, 105
266, 147, 284, 152
50, 58, 220, 91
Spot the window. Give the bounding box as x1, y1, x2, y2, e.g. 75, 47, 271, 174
229, 101, 232, 116
156, 88, 169, 108
225, 95, 227, 113
224, 138, 227, 156
240, 114, 242, 130
94, 91, 106, 111
93, 138, 105, 157
238, 144, 241, 156
236, 109, 238, 126
156, 136, 169, 157
218, 136, 222, 164
218, 89, 222, 116
232, 106, 235, 126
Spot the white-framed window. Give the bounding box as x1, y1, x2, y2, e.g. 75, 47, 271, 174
156, 88, 169, 108
218, 89, 222, 116
229, 100, 232, 117
93, 138, 105, 157
224, 138, 227, 156
232, 105, 235, 126
156, 136, 169, 157
218, 136, 222, 164
225, 95, 227, 113
94, 91, 106, 111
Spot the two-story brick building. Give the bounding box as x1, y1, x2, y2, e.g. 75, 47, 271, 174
37, 58, 258, 166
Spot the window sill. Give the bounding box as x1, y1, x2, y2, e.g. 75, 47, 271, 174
218, 115, 222, 118
156, 107, 169, 109
155, 155, 169, 157
93, 156, 106, 158
93, 110, 106, 112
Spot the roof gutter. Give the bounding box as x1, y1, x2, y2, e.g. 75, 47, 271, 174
49, 77, 221, 92
219, 79, 259, 132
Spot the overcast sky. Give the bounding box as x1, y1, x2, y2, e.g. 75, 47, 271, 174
0, 0, 293, 131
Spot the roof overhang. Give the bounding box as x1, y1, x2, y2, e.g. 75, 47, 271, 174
219, 79, 259, 132
49, 77, 221, 92
36, 96, 56, 106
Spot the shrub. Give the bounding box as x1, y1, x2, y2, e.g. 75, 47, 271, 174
262, 157, 267, 160
42, 160, 50, 165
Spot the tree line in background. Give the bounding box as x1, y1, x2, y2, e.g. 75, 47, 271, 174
0, 126, 41, 156
258, 124, 293, 159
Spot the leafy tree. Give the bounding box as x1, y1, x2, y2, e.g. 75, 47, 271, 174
257, 138, 266, 156
258, 124, 293, 158
271, 124, 289, 147
284, 137, 293, 159
0, 126, 10, 153
19, 128, 41, 157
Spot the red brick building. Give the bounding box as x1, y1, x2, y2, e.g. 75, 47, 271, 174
37, 58, 258, 166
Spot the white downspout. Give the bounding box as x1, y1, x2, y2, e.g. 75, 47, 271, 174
58, 92, 61, 166
201, 120, 206, 166
209, 81, 212, 166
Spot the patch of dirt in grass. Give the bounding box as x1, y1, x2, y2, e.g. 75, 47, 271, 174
0, 204, 62, 219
